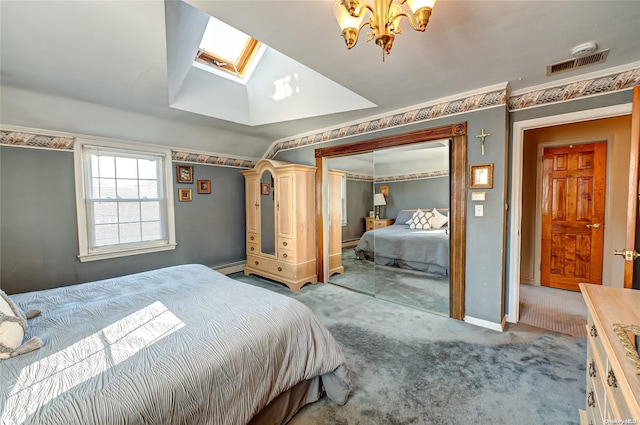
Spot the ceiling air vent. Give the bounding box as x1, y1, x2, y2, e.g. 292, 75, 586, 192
546, 49, 609, 76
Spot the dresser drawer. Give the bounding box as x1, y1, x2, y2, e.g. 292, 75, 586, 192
586, 339, 606, 416
604, 366, 634, 421
586, 321, 607, 375
585, 383, 603, 425
247, 233, 260, 244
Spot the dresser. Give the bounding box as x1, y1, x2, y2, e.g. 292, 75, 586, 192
579, 283, 640, 424
241, 159, 317, 291
365, 217, 394, 231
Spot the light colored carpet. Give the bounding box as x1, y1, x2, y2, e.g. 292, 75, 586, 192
519, 284, 588, 338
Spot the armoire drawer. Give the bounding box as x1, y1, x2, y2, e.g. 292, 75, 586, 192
247, 242, 259, 254
278, 237, 293, 250
247, 254, 271, 270
270, 261, 295, 277
247, 233, 260, 244
278, 249, 295, 263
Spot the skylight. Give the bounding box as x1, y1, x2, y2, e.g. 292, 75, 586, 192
194, 16, 264, 84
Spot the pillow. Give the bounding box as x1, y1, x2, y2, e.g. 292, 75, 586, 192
430, 208, 449, 230
0, 290, 42, 360
395, 210, 416, 225
407, 209, 433, 229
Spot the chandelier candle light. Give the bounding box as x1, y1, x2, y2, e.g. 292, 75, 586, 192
333, 0, 436, 61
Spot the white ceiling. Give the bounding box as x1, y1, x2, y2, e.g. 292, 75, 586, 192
1, 1, 640, 160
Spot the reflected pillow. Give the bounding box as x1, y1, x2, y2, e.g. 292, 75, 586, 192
430, 208, 449, 230
408, 209, 433, 229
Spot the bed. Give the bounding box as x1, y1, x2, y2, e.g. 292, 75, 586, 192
0, 264, 351, 425
355, 209, 450, 276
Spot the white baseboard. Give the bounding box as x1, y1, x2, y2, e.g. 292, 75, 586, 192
213, 261, 246, 275
520, 277, 534, 285
464, 315, 505, 332
341, 239, 359, 248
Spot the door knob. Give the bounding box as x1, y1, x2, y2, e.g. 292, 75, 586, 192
614, 249, 640, 261
586, 223, 600, 229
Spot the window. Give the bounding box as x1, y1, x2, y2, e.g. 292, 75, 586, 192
194, 16, 264, 83
74, 139, 176, 262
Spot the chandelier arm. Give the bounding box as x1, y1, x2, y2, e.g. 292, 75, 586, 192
399, 11, 427, 32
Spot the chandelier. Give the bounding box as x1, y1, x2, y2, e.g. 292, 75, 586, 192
333, 0, 436, 61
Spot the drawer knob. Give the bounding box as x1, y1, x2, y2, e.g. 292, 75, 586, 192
278, 267, 283, 272
250, 247, 254, 251
607, 369, 617, 388
283, 253, 288, 258
588, 361, 596, 378
255, 261, 259, 266
282, 241, 288, 247
590, 325, 598, 338
587, 390, 595, 407
250, 236, 255, 241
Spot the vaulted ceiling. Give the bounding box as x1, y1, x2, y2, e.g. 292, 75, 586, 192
1, 1, 639, 161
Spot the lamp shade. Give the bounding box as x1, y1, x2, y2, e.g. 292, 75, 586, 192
373, 193, 387, 206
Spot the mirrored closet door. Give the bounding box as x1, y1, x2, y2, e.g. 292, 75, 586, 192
327, 141, 451, 317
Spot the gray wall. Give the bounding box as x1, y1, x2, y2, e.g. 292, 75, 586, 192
0, 145, 246, 294
375, 177, 449, 220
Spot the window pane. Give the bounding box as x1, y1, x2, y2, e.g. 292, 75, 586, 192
95, 224, 119, 246
119, 223, 141, 243
116, 157, 138, 179
93, 202, 118, 224
138, 159, 157, 180
116, 179, 139, 199
141, 221, 161, 240
97, 155, 116, 178
139, 180, 159, 199
118, 202, 140, 223
141, 202, 160, 221
92, 178, 116, 199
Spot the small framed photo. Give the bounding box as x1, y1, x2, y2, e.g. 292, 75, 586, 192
379, 185, 390, 197
369, 211, 375, 218
261, 183, 271, 195
470, 164, 493, 189
197, 179, 211, 194
176, 165, 193, 184
178, 188, 192, 202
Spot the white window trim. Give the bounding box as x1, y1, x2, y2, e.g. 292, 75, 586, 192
74, 137, 177, 262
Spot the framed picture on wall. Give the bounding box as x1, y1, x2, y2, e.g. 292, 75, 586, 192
379, 185, 390, 197
197, 179, 211, 194
470, 163, 493, 189
261, 183, 271, 195
178, 188, 192, 202
176, 165, 193, 184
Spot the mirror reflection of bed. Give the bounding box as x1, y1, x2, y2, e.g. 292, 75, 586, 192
327, 141, 451, 317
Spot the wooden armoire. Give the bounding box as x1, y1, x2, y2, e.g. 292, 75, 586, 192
241, 159, 318, 291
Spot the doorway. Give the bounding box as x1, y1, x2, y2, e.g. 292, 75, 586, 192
508, 106, 633, 323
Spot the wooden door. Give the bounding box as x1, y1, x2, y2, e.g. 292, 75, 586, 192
245, 175, 260, 234
541, 141, 607, 291
276, 173, 293, 240
621, 86, 640, 288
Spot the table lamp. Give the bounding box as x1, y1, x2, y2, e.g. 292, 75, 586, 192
373, 193, 386, 219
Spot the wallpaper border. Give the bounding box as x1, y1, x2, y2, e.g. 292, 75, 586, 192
2, 66, 637, 166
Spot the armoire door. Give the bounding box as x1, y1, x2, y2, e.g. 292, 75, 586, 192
277, 173, 294, 240
246, 175, 260, 235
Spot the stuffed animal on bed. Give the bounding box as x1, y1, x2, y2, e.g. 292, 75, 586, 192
0, 289, 42, 359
